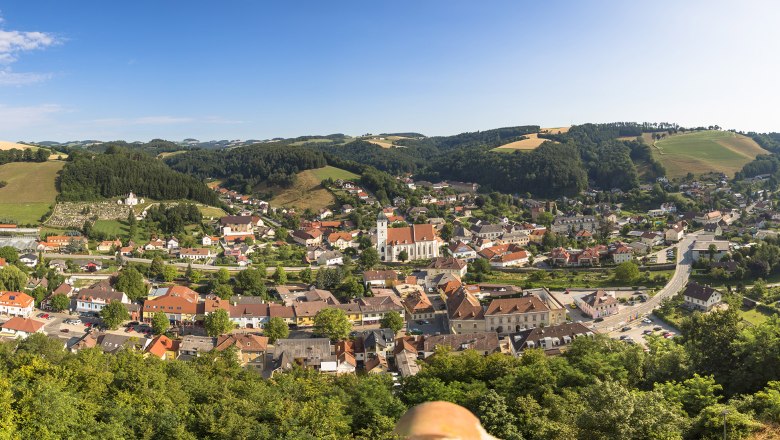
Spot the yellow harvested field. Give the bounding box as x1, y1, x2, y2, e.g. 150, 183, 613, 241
368, 139, 395, 148
0, 140, 36, 150
493, 133, 554, 151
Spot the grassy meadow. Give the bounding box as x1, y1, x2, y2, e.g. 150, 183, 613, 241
0, 161, 64, 224
652, 130, 768, 178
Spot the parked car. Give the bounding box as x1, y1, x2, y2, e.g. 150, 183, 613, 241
642, 329, 653, 335
60, 329, 69, 333
621, 326, 631, 332
642, 318, 652, 324
653, 326, 663, 331
594, 317, 604, 323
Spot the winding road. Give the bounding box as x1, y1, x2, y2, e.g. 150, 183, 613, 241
593, 232, 699, 331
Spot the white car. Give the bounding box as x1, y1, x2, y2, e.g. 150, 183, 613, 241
65, 319, 82, 325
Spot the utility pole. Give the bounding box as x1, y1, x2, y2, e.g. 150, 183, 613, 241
722, 409, 729, 440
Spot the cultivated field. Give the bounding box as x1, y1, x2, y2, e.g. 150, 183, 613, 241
493, 133, 551, 152
265, 166, 358, 211
0, 140, 36, 150
0, 161, 64, 224
652, 130, 768, 178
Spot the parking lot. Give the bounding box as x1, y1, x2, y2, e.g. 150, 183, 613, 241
406, 314, 448, 335
607, 314, 678, 346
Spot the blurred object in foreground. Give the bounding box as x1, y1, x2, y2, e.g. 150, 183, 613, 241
394, 401, 499, 440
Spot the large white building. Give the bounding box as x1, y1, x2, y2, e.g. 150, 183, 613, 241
376, 212, 440, 262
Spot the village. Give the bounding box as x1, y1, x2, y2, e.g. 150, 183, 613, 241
0, 170, 776, 381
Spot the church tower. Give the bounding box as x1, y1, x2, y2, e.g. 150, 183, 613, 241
376, 211, 388, 260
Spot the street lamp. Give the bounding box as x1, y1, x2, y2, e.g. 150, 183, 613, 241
722, 409, 729, 440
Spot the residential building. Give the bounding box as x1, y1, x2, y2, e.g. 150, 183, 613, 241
484, 296, 561, 334
229, 300, 270, 329
179, 247, 214, 260
508, 322, 595, 356
270, 338, 335, 374
425, 257, 468, 278
177, 335, 216, 360
695, 210, 722, 224
665, 223, 685, 243
0, 291, 34, 317
357, 295, 405, 325
362, 270, 399, 287
215, 334, 269, 368
576, 290, 618, 319
446, 288, 485, 334
142, 285, 199, 324
611, 245, 633, 264
291, 229, 323, 246
145, 335, 178, 360
403, 291, 435, 321
448, 241, 477, 261
551, 215, 597, 235
0, 317, 44, 338
683, 283, 723, 312
422, 332, 501, 357
75, 281, 131, 314
692, 239, 730, 261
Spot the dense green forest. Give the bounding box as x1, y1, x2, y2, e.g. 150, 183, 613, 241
4, 306, 780, 439
57, 148, 220, 205
165, 144, 327, 194
86, 139, 195, 156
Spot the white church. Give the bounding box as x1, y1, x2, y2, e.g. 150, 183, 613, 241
375, 211, 440, 262
117, 191, 144, 206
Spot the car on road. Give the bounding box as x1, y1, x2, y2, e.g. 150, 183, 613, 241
409, 328, 423, 335
621, 326, 631, 332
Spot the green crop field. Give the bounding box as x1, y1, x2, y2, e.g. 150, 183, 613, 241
0, 161, 64, 224
653, 130, 768, 178
310, 165, 359, 181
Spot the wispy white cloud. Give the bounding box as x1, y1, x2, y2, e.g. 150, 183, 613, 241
90, 115, 244, 126
0, 69, 51, 85
0, 15, 59, 86
0, 103, 63, 131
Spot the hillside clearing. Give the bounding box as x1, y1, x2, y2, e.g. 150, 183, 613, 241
492, 133, 555, 152
367, 139, 395, 148
652, 130, 768, 178
309, 165, 359, 181
0, 161, 63, 224
262, 166, 357, 211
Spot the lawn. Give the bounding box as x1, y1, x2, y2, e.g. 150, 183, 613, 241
739, 307, 773, 326
653, 130, 768, 178
92, 220, 129, 237
0, 161, 64, 224
309, 166, 359, 181
197, 205, 227, 219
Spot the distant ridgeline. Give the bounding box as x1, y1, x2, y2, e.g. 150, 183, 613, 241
164, 143, 327, 194
310, 123, 670, 197
57, 148, 220, 205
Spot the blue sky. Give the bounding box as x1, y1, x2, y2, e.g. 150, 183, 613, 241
1, 0, 779, 142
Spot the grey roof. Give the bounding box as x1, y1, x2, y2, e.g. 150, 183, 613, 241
509, 322, 593, 353
683, 283, 721, 302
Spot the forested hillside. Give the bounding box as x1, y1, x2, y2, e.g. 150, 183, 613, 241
4, 306, 780, 439
165, 144, 327, 194
58, 148, 220, 205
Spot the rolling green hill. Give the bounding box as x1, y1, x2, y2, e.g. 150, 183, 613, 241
0, 161, 64, 224
653, 130, 768, 178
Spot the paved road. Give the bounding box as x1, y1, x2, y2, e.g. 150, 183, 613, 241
594, 232, 699, 331
43, 253, 311, 273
